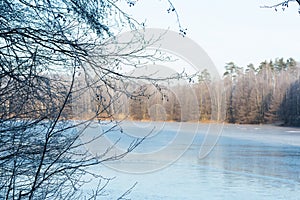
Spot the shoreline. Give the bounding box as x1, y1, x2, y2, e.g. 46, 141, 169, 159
82, 118, 300, 128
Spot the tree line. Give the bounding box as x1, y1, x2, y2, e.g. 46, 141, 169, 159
3, 57, 298, 126
72, 57, 299, 126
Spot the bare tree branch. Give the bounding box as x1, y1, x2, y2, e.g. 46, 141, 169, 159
260, 0, 300, 13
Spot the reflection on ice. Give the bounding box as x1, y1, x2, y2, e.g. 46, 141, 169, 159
286, 130, 300, 133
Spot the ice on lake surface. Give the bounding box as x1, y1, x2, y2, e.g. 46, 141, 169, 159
80, 122, 300, 199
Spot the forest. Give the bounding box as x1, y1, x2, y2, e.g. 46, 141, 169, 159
223, 58, 299, 126
2, 58, 299, 126
123, 58, 300, 126
96, 57, 300, 126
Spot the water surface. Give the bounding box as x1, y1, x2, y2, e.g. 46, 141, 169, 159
82, 122, 300, 199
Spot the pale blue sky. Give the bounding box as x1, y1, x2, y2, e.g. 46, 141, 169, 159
123, 0, 300, 73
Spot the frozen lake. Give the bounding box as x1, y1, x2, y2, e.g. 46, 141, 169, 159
81, 122, 300, 199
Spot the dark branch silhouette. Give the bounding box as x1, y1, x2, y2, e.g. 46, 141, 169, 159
0, 0, 187, 199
